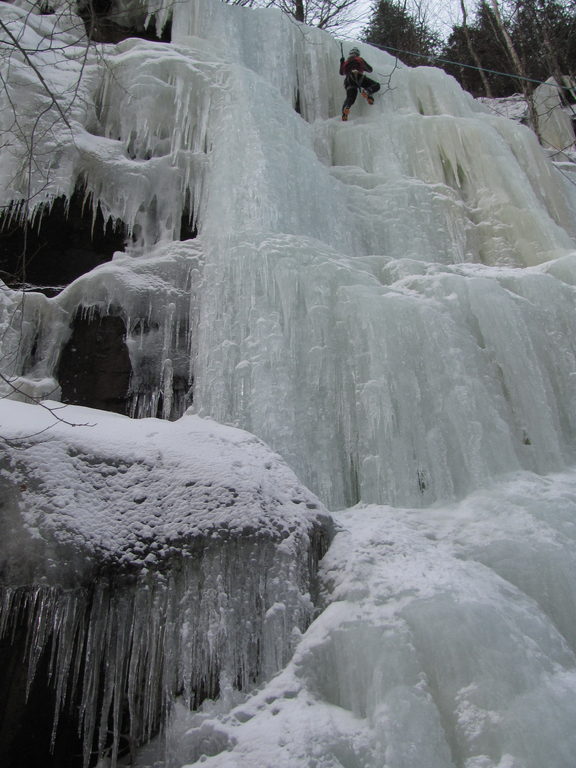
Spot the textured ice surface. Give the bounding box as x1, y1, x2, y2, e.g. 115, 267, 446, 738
532, 78, 576, 153
2, 0, 576, 766
172, 471, 576, 768
2, 0, 576, 509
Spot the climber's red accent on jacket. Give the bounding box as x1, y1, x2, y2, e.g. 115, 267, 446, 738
339, 57, 373, 76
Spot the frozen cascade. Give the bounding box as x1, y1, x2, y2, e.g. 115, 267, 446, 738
3, 0, 576, 507
194, 238, 576, 507
2, 0, 576, 766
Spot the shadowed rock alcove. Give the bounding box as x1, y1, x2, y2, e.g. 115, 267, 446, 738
77, 0, 172, 44
58, 310, 132, 415
0, 190, 127, 295
0, 624, 87, 768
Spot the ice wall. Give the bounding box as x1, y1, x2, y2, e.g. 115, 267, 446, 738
178, 469, 576, 768
3, 0, 576, 766
533, 78, 576, 153
3, 0, 576, 508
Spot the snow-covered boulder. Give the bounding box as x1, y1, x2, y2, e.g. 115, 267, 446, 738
0, 400, 332, 765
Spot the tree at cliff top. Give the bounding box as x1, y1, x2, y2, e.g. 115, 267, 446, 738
440, 0, 576, 98
362, 0, 440, 68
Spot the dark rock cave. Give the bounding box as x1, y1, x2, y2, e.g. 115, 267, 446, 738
58, 310, 132, 415
0, 187, 198, 417
0, 191, 126, 295
76, 0, 172, 44
0, 624, 86, 768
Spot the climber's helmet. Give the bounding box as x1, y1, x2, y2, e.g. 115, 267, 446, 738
348, 47, 360, 57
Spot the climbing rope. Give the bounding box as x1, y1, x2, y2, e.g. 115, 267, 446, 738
342, 39, 576, 93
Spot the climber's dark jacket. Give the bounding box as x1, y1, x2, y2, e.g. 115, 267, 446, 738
339, 56, 374, 81
340, 56, 380, 111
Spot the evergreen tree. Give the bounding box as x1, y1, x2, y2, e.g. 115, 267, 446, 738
439, 0, 576, 99
510, 0, 576, 84
439, 2, 515, 97
362, 0, 440, 68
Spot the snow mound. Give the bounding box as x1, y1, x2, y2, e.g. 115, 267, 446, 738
0, 399, 332, 766
0, 399, 330, 576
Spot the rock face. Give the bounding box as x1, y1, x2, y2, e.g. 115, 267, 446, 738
0, 625, 85, 768
0, 401, 333, 767
77, 0, 172, 44
0, 191, 127, 294
58, 311, 132, 414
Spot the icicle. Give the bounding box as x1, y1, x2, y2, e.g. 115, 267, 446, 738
0, 522, 319, 768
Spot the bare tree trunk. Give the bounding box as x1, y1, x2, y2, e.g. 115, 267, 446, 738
488, 0, 542, 142
459, 0, 493, 97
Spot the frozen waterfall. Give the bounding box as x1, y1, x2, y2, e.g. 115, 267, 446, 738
2, 0, 576, 766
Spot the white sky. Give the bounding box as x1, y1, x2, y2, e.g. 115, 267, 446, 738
340, 0, 465, 43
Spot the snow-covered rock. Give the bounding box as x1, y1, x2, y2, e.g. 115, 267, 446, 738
0, 400, 332, 577
0, 400, 331, 765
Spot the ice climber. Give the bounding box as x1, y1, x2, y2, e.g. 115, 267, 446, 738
339, 47, 380, 121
